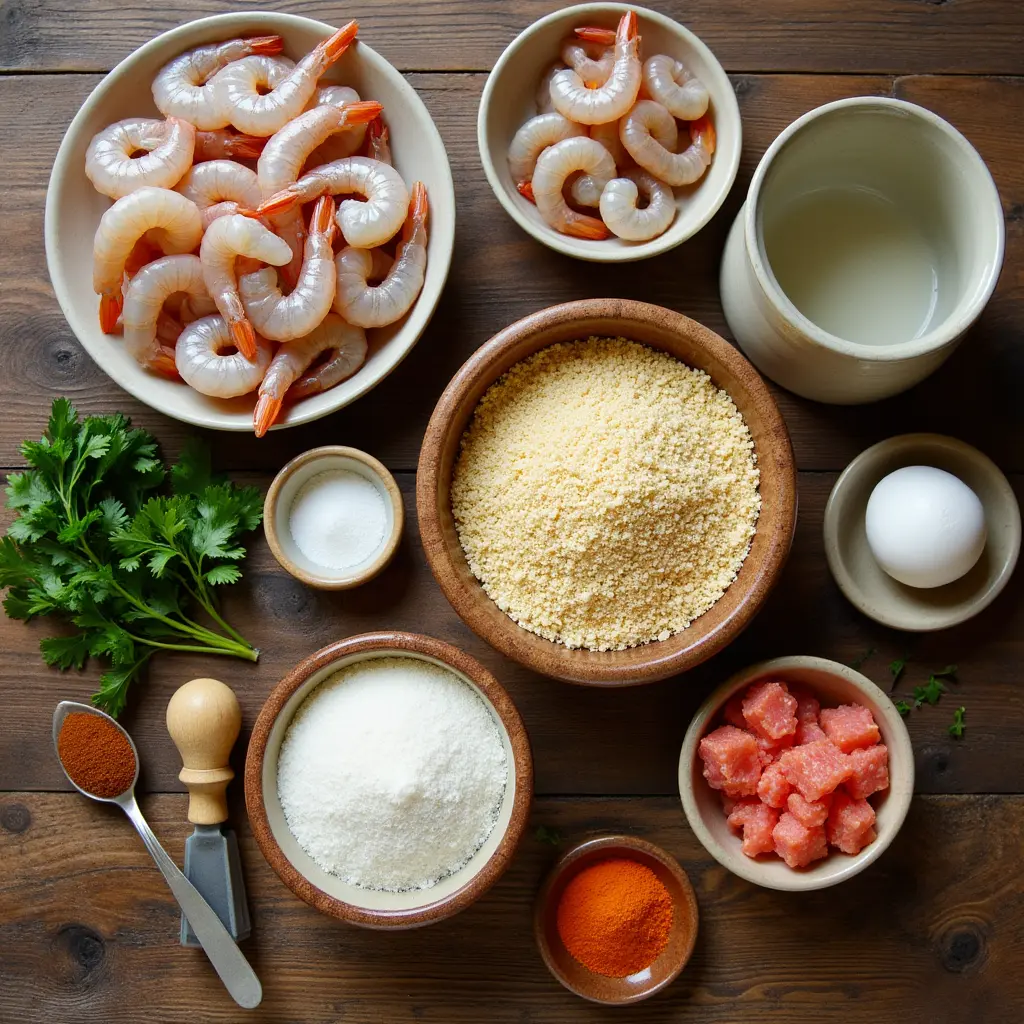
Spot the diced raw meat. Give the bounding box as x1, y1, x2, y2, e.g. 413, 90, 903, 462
742, 680, 798, 740
728, 798, 780, 857
757, 761, 793, 808
820, 704, 881, 753
699, 725, 762, 797
789, 686, 821, 724
722, 693, 748, 729
772, 811, 828, 868
846, 744, 890, 799
795, 719, 828, 745
779, 740, 852, 802
787, 791, 832, 828
756, 732, 796, 766
827, 791, 877, 855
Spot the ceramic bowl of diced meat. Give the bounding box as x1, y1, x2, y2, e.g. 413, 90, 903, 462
678, 656, 914, 891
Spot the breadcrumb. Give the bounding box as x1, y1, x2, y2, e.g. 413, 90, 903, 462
451, 338, 761, 651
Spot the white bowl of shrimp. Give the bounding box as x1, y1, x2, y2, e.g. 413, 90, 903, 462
477, 3, 740, 262
45, 12, 455, 434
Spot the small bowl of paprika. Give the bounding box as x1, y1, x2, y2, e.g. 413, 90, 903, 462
534, 834, 699, 1005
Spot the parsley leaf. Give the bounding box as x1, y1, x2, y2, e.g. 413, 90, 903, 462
0, 400, 261, 716
932, 665, 958, 681
889, 656, 908, 688
948, 706, 967, 739
894, 700, 912, 717
535, 825, 562, 847
913, 676, 946, 708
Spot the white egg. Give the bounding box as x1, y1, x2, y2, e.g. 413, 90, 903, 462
865, 466, 987, 589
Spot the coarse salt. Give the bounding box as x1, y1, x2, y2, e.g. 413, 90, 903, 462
277, 657, 509, 892
288, 468, 386, 570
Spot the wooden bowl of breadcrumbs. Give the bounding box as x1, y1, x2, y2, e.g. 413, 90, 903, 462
417, 299, 797, 686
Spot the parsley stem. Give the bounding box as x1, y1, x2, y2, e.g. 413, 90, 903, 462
124, 631, 259, 660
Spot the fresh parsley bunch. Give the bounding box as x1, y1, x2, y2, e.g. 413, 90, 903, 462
0, 399, 261, 716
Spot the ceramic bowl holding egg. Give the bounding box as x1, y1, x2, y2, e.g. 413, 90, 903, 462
824, 434, 1021, 630
264, 446, 404, 589
477, 2, 741, 262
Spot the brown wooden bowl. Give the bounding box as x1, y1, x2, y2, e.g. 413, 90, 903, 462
416, 299, 797, 685
534, 835, 699, 1004
245, 632, 533, 928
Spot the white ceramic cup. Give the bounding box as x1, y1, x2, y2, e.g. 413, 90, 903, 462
720, 97, 1004, 404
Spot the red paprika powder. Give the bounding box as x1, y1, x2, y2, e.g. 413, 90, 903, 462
57, 712, 137, 798
555, 856, 673, 977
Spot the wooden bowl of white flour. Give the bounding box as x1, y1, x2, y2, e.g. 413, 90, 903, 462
245, 632, 533, 928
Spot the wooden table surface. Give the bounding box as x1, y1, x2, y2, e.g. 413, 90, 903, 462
1, 1, 1022, 1021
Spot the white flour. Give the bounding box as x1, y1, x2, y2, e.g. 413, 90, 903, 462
287, 469, 386, 569
277, 657, 509, 891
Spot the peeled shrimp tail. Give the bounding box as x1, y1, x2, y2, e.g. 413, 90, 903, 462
239, 196, 338, 341
194, 129, 268, 162
199, 213, 293, 357
549, 11, 641, 126
333, 182, 428, 328
253, 313, 367, 436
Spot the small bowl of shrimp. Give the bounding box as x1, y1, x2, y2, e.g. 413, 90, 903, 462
477, 3, 741, 262
45, 12, 455, 434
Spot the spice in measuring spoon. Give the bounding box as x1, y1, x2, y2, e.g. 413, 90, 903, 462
556, 857, 673, 977
57, 711, 137, 798
288, 469, 387, 570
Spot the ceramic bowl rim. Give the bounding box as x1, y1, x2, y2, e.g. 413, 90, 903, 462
678, 655, 915, 891
743, 96, 1005, 362
533, 834, 699, 1004
476, 1, 742, 263
262, 445, 405, 590
416, 298, 797, 686
823, 432, 1022, 630
244, 631, 534, 928
44, 10, 456, 431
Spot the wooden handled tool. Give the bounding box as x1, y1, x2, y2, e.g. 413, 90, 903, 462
166, 678, 251, 946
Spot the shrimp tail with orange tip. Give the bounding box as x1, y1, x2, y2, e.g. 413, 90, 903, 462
366, 114, 391, 164
691, 113, 716, 156
516, 180, 536, 203
194, 129, 268, 162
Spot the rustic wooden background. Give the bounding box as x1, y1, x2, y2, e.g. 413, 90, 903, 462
1, 1, 1022, 1021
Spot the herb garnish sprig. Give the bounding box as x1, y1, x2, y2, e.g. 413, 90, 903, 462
0, 399, 261, 716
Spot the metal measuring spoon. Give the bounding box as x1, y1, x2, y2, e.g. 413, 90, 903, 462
52, 701, 262, 1010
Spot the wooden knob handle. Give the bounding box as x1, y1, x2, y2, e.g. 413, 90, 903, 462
166, 677, 241, 825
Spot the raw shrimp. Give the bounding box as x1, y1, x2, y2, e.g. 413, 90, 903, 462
569, 173, 604, 207
176, 160, 261, 218
85, 117, 196, 199
641, 54, 709, 121
259, 156, 410, 249
253, 314, 367, 436
590, 118, 629, 168
334, 181, 428, 328
122, 254, 208, 376
211, 21, 358, 136
176, 315, 273, 398
256, 99, 382, 197
560, 26, 616, 88
239, 196, 337, 341
599, 168, 676, 241
366, 115, 391, 164
152, 35, 284, 130
93, 187, 203, 333
621, 104, 715, 186
199, 213, 292, 358
532, 137, 615, 240
550, 12, 641, 126
535, 64, 566, 114
194, 129, 267, 162
508, 112, 586, 183
306, 86, 371, 163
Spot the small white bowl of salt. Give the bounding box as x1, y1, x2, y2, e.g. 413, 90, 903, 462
264, 446, 404, 589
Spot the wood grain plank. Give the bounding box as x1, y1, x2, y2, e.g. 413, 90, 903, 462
2, 0, 1023, 75
2, 472, 1020, 797
1, 792, 1020, 1022
0, 71, 1021, 474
